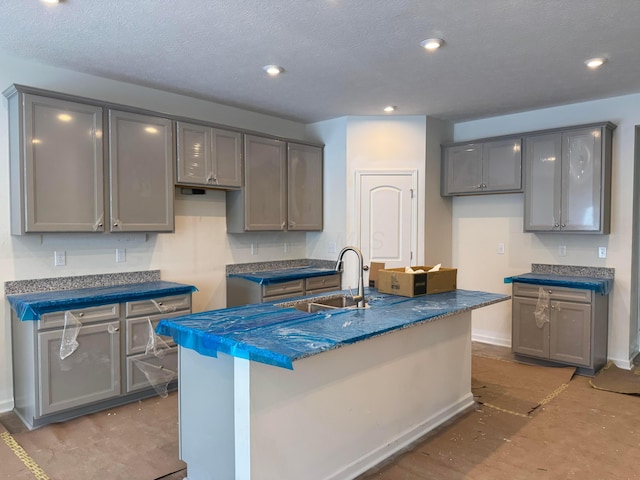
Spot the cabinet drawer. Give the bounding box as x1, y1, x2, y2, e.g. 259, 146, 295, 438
125, 312, 181, 355
513, 283, 592, 303
125, 347, 178, 393
125, 294, 191, 318
262, 280, 304, 298
306, 274, 341, 292
38, 303, 120, 331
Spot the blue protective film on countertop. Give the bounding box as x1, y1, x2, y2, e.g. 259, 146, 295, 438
156, 289, 509, 370
7, 281, 198, 321
227, 267, 338, 285
504, 273, 613, 295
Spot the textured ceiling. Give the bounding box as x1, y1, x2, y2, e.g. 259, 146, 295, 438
1, 0, 640, 123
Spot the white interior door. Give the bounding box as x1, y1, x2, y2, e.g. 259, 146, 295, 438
356, 170, 417, 280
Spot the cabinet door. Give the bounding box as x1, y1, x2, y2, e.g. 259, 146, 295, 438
524, 133, 562, 231
109, 110, 174, 232
176, 122, 211, 185
212, 128, 242, 188
23, 94, 104, 232
549, 300, 591, 367
243, 135, 286, 230
287, 143, 323, 231
37, 322, 121, 416
482, 139, 522, 192
512, 296, 549, 359
561, 127, 603, 232
442, 143, 483, 195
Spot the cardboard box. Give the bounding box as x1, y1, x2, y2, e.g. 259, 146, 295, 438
377, 266, 457, 297
368, 262, 386, 288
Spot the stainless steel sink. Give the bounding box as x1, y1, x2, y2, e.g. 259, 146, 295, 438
275, 294, 359, 313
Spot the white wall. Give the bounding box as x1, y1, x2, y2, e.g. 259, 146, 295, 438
0, 55, 312, 412
307, 116, 429, 287
452, 94, 640, 366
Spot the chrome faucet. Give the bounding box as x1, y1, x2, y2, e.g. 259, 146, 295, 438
334, 246, 367, 308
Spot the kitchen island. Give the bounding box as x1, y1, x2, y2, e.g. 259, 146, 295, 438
157, 289, 508, 480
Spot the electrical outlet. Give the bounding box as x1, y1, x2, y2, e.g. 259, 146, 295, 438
284, 242, 290, 253
598, 246, 607, 259
54, 251, 66, 266
328, 242, 337, 254
116, 248, 126, 263
559, 245, 567, 257
251, 243, 258, 255
497, 242, 505, 255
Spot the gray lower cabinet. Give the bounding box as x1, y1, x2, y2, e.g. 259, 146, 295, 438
226, 136, 323, 232
511, 282, 608, 375
176, 121, 242, 189
524, 122, 615, 233
441, 137, 522, 196
227, 274, 341, 307
11, 293, 191, 429
4, 86, 176, 235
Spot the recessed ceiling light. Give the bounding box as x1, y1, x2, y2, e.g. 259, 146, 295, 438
420, 38, 444, 51
263, 65, 284, 76
40, 0, 61, 4
585, 57, 607, 69
383, 105, 397, 113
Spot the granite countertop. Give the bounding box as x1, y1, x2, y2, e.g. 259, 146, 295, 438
7, 281, 198, 321
504, 273, 613, 295
156, 288, 509, 370
228, 267, 339, 285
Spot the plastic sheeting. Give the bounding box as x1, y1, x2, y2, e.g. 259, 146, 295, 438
7, 281, 198, 321
60, 311, 82, 359
504, 273, 613, 295
132, 318, 176, 398
156, 289, 508, 370
228, 267, 338, 285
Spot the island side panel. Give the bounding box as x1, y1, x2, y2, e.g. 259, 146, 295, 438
247, 310, 473, 480
179, 348, 236, 480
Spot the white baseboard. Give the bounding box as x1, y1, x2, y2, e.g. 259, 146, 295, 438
329, 393, 475, 480
471, 330, 511, 348
610, 357, 632, 370
0, 397, 14, 414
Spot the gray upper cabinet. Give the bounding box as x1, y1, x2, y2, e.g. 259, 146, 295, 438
4, 86, 176, 235
227, 135, 323, 232
6, 92, 105, 234
108, 110, 175, 232
524, 123, 615, 233
176, 121, 242, 189
442, 138, 522, 196
287, 142, 323, 231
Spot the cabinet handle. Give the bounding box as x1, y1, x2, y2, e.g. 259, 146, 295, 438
77, 312, 84, 317
561, 223, 566, 228
481, 183, 487, 188
475, 184, 483, 189
548, 290, 553, 294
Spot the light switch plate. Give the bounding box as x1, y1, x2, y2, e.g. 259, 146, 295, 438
497, 243, 505, 255
598, 246, 607, 259
559, 245, 567, 257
